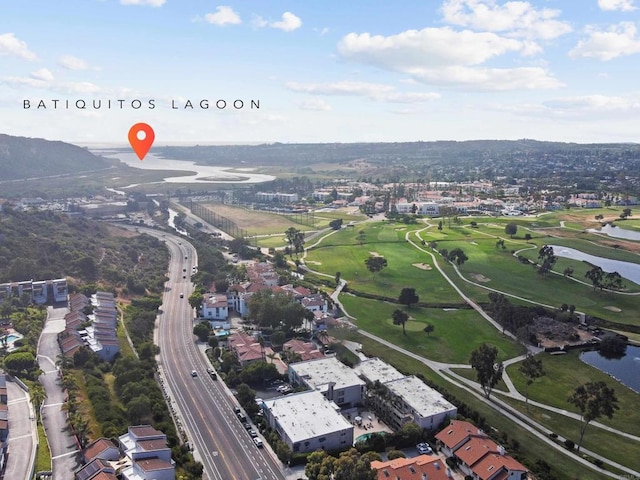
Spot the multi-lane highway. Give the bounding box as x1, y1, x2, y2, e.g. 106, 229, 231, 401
139, 228, 285, 480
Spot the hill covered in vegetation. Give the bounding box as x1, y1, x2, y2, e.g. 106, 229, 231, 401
0, 209, 167, 294
0, 133, 111, 181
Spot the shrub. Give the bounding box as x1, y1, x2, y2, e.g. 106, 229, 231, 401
564, 439, 575, 450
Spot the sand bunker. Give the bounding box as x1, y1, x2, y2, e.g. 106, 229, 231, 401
369, 251, 382, 257
471, 273, 491, 283
305, 260, 322, 265
604, 306, 622, 312
412, 263, 432, 271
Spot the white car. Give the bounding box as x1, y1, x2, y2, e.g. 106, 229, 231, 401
253, 437, 263, 448
416, 442, 433, 455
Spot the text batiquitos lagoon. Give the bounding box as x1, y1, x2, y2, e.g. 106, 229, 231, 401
23, 99, 260, 110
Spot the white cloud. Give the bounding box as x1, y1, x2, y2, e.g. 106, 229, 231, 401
252, 15, 269, 29
569, 22, 640, 60
31, 68, 54, 82
545, 94, 640, 111
120, 0, 165, 6
410, 65, 562, 90
1, 74, 102, 94
598, 0, 637, 11
297, 98, 332, 111
441, 0, 572, 40
58, 55, 90, 70
285, 80, 440, 103
0, 33, 37, 61
270, 12, 302, 32
204, 6, 242, 26
337, 27, 561, 90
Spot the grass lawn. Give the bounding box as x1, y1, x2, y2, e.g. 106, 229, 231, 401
309, 239, 463, 304
416, 226, 640, 327
506, 351, 640, 436
498, 395, 640, 473
35, 420, 52, 474
329, 327, 608, 480
339, 295, 525, 364
449, 367, 509, 393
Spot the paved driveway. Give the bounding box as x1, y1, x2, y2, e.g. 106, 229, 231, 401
4, 379, 36, 480
37, 306, 82, 480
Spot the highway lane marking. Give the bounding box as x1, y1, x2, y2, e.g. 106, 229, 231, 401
52, 450, 80, 459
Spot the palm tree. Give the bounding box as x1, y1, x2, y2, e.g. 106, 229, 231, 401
30, 383, 47, 417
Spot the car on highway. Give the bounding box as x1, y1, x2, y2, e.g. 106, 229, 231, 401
253, 438, 263, 448
248, 429, 258, 438
191, 370, 198, 378
416, 442, 433, 455
179, 293, 184, 298
207, 368, 217, 380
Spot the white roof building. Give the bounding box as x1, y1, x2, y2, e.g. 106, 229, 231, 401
289, 356, 365, 409
383, 376, 457, 431
354, 357, 405, 385
263, 390, 353, 454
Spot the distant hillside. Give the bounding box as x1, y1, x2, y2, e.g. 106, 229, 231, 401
0, 133, 110, 181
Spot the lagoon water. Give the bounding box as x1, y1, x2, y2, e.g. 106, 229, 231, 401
587, 224, 640, 242
580, 345, 640, 393
100, 150, 275, 184
549, 245, 640, 285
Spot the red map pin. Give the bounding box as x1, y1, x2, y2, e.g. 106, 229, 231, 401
128, 122, 155, 160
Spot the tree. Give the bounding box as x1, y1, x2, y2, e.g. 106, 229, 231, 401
567, 381, 619, 452
329, 218, 343, 230
398, 287, 419, 308
518, 353, 545, 409
423, 324, 434, 336
537, 245, 557, 276
585, 266, 604, 291
469, 343, 503, 398
335, 271, 342, 286
30, 383, 47, 415
193, 321, 211, 342
365, 255, 387, 276
357, 230, 366, 246
599, 334, 627, 359
285, 227, 304, 256
392, 309, 409, 336
448, 248, 468, 266
505, 222, 518, 238
188, 291, 204, 310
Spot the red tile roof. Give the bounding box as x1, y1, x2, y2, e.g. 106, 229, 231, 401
435, 419, 486, 450
454, 436, 499, 467
83, 437, 118, 462
473, 453, 527, 480
371, 454, 450, 480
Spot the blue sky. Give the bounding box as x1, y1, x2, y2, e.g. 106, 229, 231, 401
1, 0, 640, 145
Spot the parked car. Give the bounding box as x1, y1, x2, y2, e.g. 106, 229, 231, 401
253, 438, 263, 448
416, 442, 433, 455
249, 430, 258, 438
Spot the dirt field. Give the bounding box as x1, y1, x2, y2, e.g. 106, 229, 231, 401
200, 203, 316, 235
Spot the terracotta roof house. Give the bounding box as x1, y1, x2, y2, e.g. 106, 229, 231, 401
371, 454, 453, 480
83, 437, 120, 463
435, 419, 487, 457
435, 420, 529, 480
75, 458, 116, 480
282, 339, 324, 362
